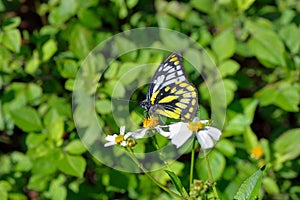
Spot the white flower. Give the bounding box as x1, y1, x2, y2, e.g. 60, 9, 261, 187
130, 117, 171, 139
168, 118, 221, 149
130, 125, 170, 139
196, 126, 222, 149
104, 126, 132, 147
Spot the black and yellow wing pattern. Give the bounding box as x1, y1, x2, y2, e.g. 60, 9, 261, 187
140, 52, 198, 121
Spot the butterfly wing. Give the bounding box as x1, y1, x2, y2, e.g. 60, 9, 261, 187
141, 51, 198, 120
146, 52, 188, 102
149, 81, 198, 120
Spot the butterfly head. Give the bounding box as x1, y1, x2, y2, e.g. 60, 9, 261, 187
140, 100, 151, 111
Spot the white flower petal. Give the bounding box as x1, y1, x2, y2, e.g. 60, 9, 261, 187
104, 141, 117, 147
105, 134, 117, 142
120, 126, 125, 135
168, 122, 186, 138
156, 126, 171, 137
200, 120, 209, 124
120, 141, 127, 147
206, 126, 222, 141
124, 131, 133, 140
196, 130, 215, 149
130, 128, 149, 139
169, 122, 193, 148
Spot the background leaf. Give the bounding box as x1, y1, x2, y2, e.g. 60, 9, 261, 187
164, 170, 185, 196
234, 168, 264, 200
57, 154, 86, 177
10, 107, 42, 132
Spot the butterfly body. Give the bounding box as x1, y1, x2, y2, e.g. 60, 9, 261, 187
140, 52, 198, 121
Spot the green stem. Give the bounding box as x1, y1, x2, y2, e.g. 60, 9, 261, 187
152, 136, 172, 171
126, 148, 186, 200
152, 136, 189, 197
189, 136, 196, 189
204, 150, 220, 199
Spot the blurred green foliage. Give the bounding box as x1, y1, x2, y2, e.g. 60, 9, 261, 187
0, 0, 299, 199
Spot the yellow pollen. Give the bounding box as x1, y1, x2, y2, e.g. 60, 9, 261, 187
188, 121, 203, 131
115, 134, 124, 144
251, 146, 264, 159
143, 117, 159, 128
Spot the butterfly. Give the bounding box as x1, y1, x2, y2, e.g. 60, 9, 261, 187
140, 51, 198, 121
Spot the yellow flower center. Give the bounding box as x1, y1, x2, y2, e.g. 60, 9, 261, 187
188, 121, 203, 132
115, 134, 124, 144
143, 117, 159, 128
251, 146, 264, 159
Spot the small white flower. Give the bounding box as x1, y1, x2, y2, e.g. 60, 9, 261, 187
104, 126, 132, 147
130, 125, 170, 139
168, 122, 193, 148
130, 117, 171, 139
195, 126, 221, 149
168, 118, 221, 149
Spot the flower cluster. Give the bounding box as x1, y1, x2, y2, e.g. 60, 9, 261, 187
104, 117, 222, 150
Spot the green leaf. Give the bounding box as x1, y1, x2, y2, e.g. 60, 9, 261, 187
2, 17, 21, 30
115, 37, 137, 60
42, 39, 57, 62
191, 0, 214, 14
212, 28, 236, 62
256, 82, 299, 112
0, 184, 8, 200
7, 193, 27, 200
11, 152, 32, 172
65, 79, 74, 91
156, 13, 179, 29
233, 0, 256, 12
2, 29, 21, 53
223, 79, 238, 105
164, 170, 185, 196
48, 0, 78, 26
118, 62, 141, 84
216, 139, 236, 157
96, 99, 112, 114
241, 98, 259, 122
25, 50, 40, 74
225, 98, 258, 136
0, 156, 11, 174
166, 1, 191, 20
26, 133, 47, 149
57, 59, 78, 78
78, 9, 102, 28
246, 21, 286, 67
32, 149, 61, 175
234, 168, 264, 200
69, 24, 91, 59
243, 127, 259, 153
273, 84, 299, 112
126, 0, 138, 9
196, 150, 226, 181
57, 154, 86, 177
290, 186, 300, 199
25, 83, 42, 105
48, 117, 64, 144
27, 175, 49, 191
160, 30, 190, 51
279, 24, 300, 53
219, 59, 240, 77
273, 128, 300, 162
262, 177, 279, 195
65, 139, 87, 154
10, 107, 43, 132
45, 175, 67, 200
